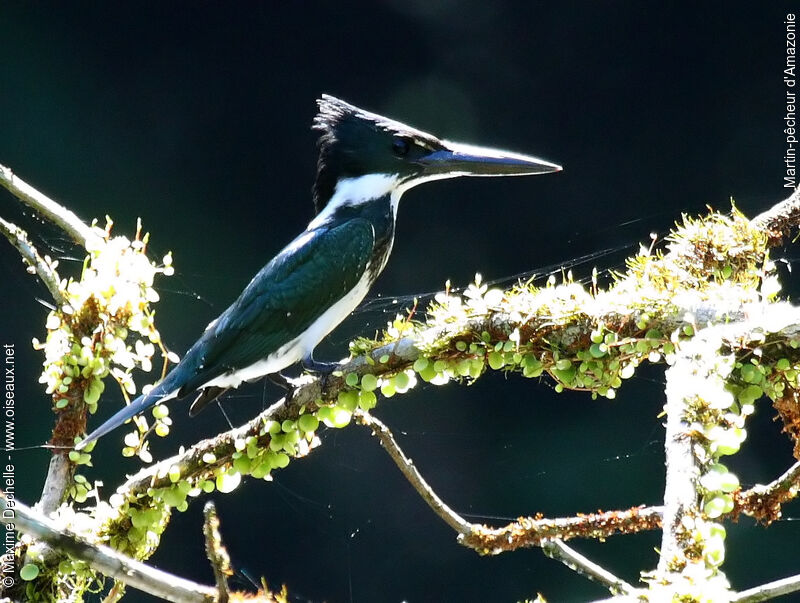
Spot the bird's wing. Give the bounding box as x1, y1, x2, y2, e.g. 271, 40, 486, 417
76, 219, 375, 450
176, 218, 375, 395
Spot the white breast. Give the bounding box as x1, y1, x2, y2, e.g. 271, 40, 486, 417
201, 270, 373, 390
200, 176, 403, 391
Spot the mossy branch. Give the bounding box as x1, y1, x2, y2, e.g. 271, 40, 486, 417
96, 204, 783, 573
734, 459, 800, 524
0, 164, 100, 248
95, 190, 800, 601
654, 310, 800, 599
95, 196, 795, 562
6, 161, 800, 601
1, 166, 177, 599
0, 216, 65, 306
751, 186, 800, 247
0, 213, 74, 524
0, 490, 217, 602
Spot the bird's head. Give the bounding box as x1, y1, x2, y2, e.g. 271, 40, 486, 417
311, 95, 561, 214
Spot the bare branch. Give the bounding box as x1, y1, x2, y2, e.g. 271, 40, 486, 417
0, 177, 82, 561
356, 410, 472, 536
0, 168, 106, 527
0, 492, 216, 603
0, 217, 65, 305
203, 502, 231, 603
357, 409, 662, 552
735, 460, 800, 525
0, 215, 75, 552
0, 164, 100, 248
358, 410, 652, 594
731, 573, 800, 603
37, 454, 74, 517
542, 539, 636, 596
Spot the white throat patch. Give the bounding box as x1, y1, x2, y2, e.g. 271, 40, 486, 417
309, 173, 401, 229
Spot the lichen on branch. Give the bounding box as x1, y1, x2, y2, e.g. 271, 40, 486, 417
33, 218, 177, 459
7, 158, 800, 603
93, 206, 781, 569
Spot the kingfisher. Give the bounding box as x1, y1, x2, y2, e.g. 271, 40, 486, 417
77, 94, 561, 449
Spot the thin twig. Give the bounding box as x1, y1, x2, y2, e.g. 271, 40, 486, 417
735, 460, 800, 525
0, 164, 99, 247
542, 539, 636, 596
203, 502, 231, 603
356, 410, 472, 535
359, 414, 661, 553
751, 186, 800, 248
0, 217, 65, 306
357, 410, 655, 592
0, 492, 216, 603
0, 216, 73, 548
460, 506, 664, 554
731, 573, 800, 602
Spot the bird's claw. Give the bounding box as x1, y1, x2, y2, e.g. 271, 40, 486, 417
302, 355, 339, 390
301, 355, 338, 373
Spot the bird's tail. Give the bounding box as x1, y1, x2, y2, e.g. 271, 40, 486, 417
75, 371, 184, 450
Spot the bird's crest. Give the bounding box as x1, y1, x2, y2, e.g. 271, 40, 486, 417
311, 95, 441, 212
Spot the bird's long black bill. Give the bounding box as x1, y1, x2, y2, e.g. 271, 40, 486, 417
419, 141, 562, 177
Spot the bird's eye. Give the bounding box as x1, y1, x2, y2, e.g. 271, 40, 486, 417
391, 136, 411, 157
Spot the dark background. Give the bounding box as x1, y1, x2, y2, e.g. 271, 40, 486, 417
2, 2, 800, 602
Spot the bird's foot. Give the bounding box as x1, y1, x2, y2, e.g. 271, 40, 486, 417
301, 355, 338, 373
302, 355, 339, 390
